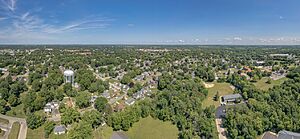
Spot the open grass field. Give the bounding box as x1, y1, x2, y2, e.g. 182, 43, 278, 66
202, 82, 234, 108
48, 133, 67, 139
6, 104, 26, 118
8, 122, 20, 139
27, 126, 45, 139
125, 116, 179, 139
254, 77, 288, 91
93, 126, 114, 139
27, 124, 113, 139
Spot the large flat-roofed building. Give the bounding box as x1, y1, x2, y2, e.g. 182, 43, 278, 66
270, 54, 290, 57
221, 94, 242, 105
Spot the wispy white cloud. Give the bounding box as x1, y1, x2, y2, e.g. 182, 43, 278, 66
0, 0, 113, 43
1, 0, 17, 12
43, 19, 111, 33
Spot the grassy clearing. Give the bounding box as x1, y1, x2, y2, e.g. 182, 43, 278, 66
93, 126, 114, 139
6, 104, 26, 118
48, 133, 67, 139
202, 82, 234, 108
26, 126, 45, 139
254, 77, 288, 91
125, 116, 179, 139
27, 124, 113, 139
8, 122, 20, 139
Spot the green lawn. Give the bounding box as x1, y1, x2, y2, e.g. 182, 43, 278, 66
27, 125, 68, 139
49, 133, 67, 139
202, 82, 234, 108
254, 77, 288, 91
26, 126, 45, 139
93, 126, 113, 139
8, 122, 20, 139
6, 104, 26, 118
125, 116, 179, 139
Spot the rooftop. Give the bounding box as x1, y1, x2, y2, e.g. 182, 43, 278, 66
54, 125, 66, 133
64, 70, 74, 76
222, 94, 242, 100
278, 130, 300, 139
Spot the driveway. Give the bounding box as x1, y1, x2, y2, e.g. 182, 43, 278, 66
0, 114, 27, 139
215, 119, 227, 139
215, 105, 226, 119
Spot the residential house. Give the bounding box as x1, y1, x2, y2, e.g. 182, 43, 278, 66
54, 125, 66, 135
221, 94, 242, 105
125, 98, 135, 106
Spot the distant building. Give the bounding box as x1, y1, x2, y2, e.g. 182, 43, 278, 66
221, 94, 242, 105
44, 101, 59, 113
255, 61, 265, 66
262, 131, 277, 139
270, 54, 290, 57
114, 103, 125, 112
44, 105, 52, 113
102, 91, 110, 99
64, 70, 74, 85
262, 130, 300, 139
0, 68, 8, 72
278, 130, 300, 139
90, 96, 98, 103
125, 98, 135, 106
54, 125, 66, 135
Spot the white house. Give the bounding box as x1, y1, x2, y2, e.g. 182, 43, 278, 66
125, 98, 135, 106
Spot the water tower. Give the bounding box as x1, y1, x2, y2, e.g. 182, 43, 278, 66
64, 70, 74, 85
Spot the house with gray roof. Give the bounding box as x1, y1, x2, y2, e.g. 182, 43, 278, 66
278, 130, 300, 139
262, 130, 300, 139
54, 125, 66, 135
221, 94, 242, 105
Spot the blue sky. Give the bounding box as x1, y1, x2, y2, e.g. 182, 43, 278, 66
0, 0, 300, 44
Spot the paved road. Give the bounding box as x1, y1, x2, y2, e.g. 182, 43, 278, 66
215, 119, 227, 139
0, 114, 27, 139
0, 122, 12, 139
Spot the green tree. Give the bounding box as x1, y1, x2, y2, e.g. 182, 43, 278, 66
68, 121, 93, 139
63, 83, 73, 93
31, 80, 42, 92
8, 94, 19, 107
0, 88, 9, 101
82, 110, 102, 129
44, 121, 55, 138
121, 74, 131, 84
75, 91, 90, 109
27, 113, 45, 129
0, 99, 7, 114
214, 91, 219, 101
61, 108, 80, 125
94, 97, 108, 113
266, 78, 272, 84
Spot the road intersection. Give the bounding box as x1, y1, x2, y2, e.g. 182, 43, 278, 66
0, 114, 27, 139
